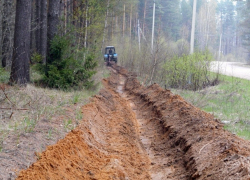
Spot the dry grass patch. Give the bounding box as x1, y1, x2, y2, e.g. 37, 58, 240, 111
0, 84, 97, 134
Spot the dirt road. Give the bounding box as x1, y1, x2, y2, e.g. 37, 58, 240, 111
210, 61, 250, 80
17, 65, 250, 179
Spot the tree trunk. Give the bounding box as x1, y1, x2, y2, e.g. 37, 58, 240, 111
47, 0, 60, 63
84, 2, 88, 50
151, 0, 155, 53
130, 4, 132, 39
35, 0, 41, 53
0, 0, 2, 64
123, 4, 125, 37
101, 0, 110, 52
111, 11, 113, 39
143, 0, 147, 35
190, 0, 197, 54
67, 0, 71, 26
30, 0, 36, 55
218, 33, 222, 60
40, 0, 47, 64
73, 0, 77, 26
149, 53, 158, 85
10, 0, 32, 85
64, 0, 67, 33
205, 2, 210, 48
2, 0, 14, 68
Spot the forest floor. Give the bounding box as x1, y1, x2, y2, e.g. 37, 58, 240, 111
2, 65, 250, 179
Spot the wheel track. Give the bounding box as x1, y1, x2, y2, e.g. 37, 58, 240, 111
116, 71, 188, 179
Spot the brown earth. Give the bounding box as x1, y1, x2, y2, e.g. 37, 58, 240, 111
16, 65, 250, 179
0, 98, 83, 180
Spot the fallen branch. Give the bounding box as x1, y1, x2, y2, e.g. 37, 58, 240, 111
0, 86, 16, 107
9, 112, 14, 119
0, 107, 29, 111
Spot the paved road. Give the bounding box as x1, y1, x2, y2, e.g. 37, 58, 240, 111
210, 61, 250, 80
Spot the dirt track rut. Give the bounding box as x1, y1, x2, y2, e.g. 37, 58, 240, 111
117, 73, 186, 179
17, 65, 250, 179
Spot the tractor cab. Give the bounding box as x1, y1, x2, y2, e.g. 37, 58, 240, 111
104, 46, 117, 65
105, 46, 116, 54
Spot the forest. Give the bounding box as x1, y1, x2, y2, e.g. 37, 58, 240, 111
0, 0, 249, 89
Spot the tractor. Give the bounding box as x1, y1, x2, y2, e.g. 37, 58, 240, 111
104, 46, 117, 66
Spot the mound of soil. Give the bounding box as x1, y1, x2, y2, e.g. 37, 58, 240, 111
123, 67, 250, 179
17, 65, 250, 179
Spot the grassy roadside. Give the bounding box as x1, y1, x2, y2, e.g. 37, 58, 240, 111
0, 67, 110, 151
171, 73, 250, 140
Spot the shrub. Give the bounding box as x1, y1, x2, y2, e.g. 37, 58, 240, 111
31, 52, 43, 64
35, 34, 97, 90
164, 50, 215, 91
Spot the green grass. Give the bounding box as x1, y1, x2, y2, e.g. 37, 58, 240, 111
0, 68, 10, 83
64, 119, 73, 131
23, 117, 37, 133
172, 73, 250, 140
47, 128, 53, 140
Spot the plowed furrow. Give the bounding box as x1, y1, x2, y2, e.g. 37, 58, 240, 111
17, 65, 250, 180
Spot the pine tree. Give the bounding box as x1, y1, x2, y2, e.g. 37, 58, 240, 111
180, 0, 192, 41
181, 0, 192, 28
159, 0, 182, 40
196, 0, 217, 51
240, 0, 250, 61
1, 0, 14, 68
40, 0, 47, 64
47, 0, 60, 64
10, 0, 32, 85
189, 0, 203, 13
217, 0, 236, 55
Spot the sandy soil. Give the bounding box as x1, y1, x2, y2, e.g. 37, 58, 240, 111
0, 104, 81, 180
210, 61, 250, 80
12, 65, 250, 179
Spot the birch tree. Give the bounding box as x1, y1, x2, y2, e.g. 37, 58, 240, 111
196, 0, 217, 51
190, 0, 197, 54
